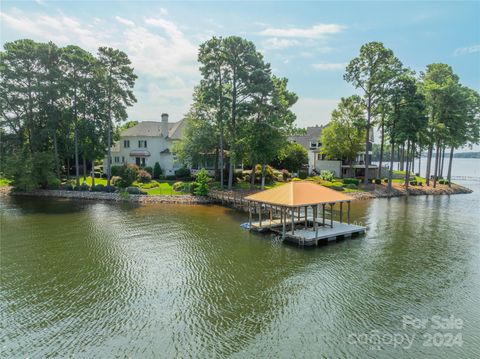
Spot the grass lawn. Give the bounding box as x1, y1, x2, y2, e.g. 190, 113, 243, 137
0, 178, 12, 186
144, 182, 183, 195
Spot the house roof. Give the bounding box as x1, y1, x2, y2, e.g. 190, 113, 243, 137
121, 119, 185, 138
245, 181, 353, 207
288, 125, 323, 150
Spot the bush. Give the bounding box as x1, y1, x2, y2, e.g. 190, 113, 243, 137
91, 184, 106, 192
111, 176, 123, 186
47, 178, 61, 189
111, 165, 123, 177
80, 183, 90, 191
375, 179, 382, 185
123, 164, 140, 186
319, 170, 334, 182
137, 170, 152, 183
384, 178, 389, 183
343, 178, 359, 186
144, 166, 153, 175
194, 168, 209, 196
175, 167, 191, 180
126, 186, 146, 195
138, 181, 159, 189
345, 183, 357, 189
153, 162, 162, 179
298, 170, 308, 179
281, 169, 290, 182
173, 181, 185, 192
165, 175, 176, 181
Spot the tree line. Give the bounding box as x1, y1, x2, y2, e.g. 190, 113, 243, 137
0, 39, 136, 190
321, 42, 480, 190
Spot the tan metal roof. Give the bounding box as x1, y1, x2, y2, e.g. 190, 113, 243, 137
245, 181, 354, 207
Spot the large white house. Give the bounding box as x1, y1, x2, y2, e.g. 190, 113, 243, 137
105, 113, 186, 175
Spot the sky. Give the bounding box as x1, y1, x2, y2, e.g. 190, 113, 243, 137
1, 0, 479, 133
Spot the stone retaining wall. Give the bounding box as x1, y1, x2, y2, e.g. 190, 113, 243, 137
9, 189, 213, 204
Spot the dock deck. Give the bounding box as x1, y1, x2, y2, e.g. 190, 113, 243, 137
248, 217, 366, 246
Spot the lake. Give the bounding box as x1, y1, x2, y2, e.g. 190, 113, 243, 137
1, 161, 480, 358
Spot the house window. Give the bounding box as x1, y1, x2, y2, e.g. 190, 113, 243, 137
121, 156, 125, 163
138, 140, 147, 148
310, 141, 318, 149
114, 156, 120, 163
124, 140, 130, 148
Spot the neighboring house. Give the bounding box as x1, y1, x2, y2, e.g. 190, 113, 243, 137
104, 113, 186, 175
288, 125, 378, 178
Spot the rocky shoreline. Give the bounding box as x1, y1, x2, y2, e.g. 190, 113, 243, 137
2, 188, 213, 204
0, 182, 473, 204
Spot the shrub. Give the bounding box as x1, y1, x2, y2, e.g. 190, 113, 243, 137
375, 179, 381, 185
123, 164, 140, 186
345, 183, 357, 189
80, 183, 90, 191
91, 184, 106, 192
281, 169, 290, 182
194, 168, 209, 196
144, 166, 153, 175
137, 170, 152, 183
409, 181, 417, 186
165, 175, 176, 180
175, 167, 191, 180
343, 178, 359, 186
139, 181, 159, 189
126, 186, 146, 195
153, 162, 162, 179
47, 178, 61, 189
173, 181, 185, 192
111, 176, 123, 186
384, 178, 389, 183
319, 170, 334, 182
111, 165, 123, 177
158, 174, 165, 180
298, 170, 308, 179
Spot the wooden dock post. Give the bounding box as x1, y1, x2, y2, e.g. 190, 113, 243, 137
347, 201, 351, 224
258, 204, 262, 228
291, 208, 295, 235
282, 208, 286, 239
322, 204, 326, 227
248, 201, 252, 228
340, 202, 343, 223
330, 203, 334, 228
304, 206, 308, 229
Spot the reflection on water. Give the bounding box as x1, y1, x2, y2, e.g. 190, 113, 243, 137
1, 183, 479, 358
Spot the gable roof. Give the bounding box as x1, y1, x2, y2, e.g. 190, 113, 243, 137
245, 181, 353, 207
121, 120, 185, 138
288, 125, 323, 150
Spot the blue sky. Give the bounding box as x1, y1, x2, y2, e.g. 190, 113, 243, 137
1, 0, 479, 131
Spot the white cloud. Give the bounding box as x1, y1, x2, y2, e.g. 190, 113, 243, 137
259, 23, 345, 39
115, 16, 135, 27
1, 8, 200, 122
262, 37, 299, 50
292, 98, 339, 127
312, 62, 346, 71
454, 44, 480, 56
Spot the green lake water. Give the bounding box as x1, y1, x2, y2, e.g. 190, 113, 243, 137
1, 180, 480, 358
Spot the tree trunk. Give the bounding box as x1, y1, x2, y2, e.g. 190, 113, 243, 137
378, 118, 385, 179
66, 158, 70, 180
219, 126, 224, 189
433, 144, 440, 188
411, 143, 415, 177
439, 146, 446, 178
250, 164, 256, 189
397, 146, 401, 170
107, 70, 113, 190
74, 124, 79, 187
388, 142, 395, 193
261, 163, 266, 190
364, 96, 372, 185
400, 143, 405, 171
53, 130, 60, 179
83, 157, 87, 181
228, 161, 234, 190
447, 146, 454, 188
405, 140, 411, 191
418, 150, 422, 177
91, 159, 95, 187
425, 145, 432, 186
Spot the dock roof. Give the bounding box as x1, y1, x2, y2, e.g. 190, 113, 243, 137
245, 181, 354, 207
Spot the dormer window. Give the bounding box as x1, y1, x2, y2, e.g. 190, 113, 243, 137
138, 140, 148, 148
309, 141, 318, 149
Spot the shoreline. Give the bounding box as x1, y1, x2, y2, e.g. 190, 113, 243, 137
0, 182, 473, 204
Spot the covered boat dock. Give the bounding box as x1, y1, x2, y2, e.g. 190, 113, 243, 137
244, 181, 366, 246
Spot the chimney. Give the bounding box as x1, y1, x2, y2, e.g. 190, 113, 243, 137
161, 113, 169, 137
